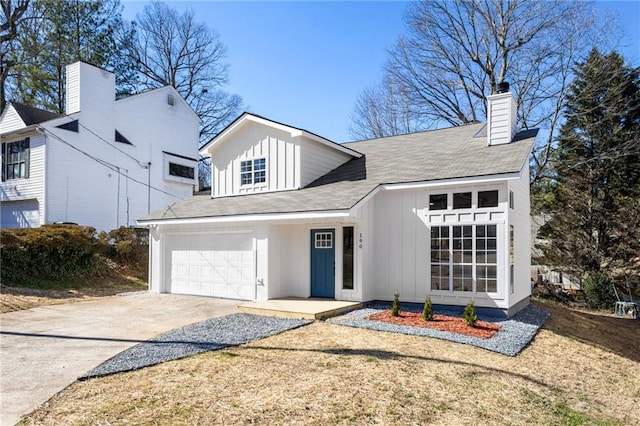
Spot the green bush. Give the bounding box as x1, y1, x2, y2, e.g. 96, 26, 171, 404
1, 224, 97, 283
1, 225, 149, 285
391, 291, 401, 317
422, 296, 434, 321
583, 271, 617, 310
463, 300, 477, 327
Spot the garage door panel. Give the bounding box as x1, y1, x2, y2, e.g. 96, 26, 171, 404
166, 233, 255, 300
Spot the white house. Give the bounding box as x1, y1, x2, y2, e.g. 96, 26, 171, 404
0, 61, 200, 231
139, 86, 538, 317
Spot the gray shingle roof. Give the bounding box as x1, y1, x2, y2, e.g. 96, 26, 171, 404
140, 123, 538, 223
10, 102, 62, 125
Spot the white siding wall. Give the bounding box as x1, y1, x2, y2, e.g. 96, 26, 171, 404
211, 123, 300, 197
0, 133, 46, 227
43, 86, 198, 231
371, 183, 515, 310
0, 106, 27, 133
487, 92, 517, 146
507, 166, 532, 309
300, 139, 352, 187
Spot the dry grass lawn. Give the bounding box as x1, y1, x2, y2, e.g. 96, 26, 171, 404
0, 274, 147, 313
21, 301, 640, 425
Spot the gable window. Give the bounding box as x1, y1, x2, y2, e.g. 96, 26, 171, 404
453, 192, 471, 209
2, 138, 30, 181
478, 190, 499, 208
240, 158, 266, 186
429, 194, 447, 210
169, 162, 194, 179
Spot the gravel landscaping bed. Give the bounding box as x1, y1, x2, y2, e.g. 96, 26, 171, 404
81, 313, 311, 379
327, 303, 549, 356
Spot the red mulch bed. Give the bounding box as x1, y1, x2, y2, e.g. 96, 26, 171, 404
366, 310, 501, 339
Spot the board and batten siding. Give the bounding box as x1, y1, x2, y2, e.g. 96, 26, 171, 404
0, 133, 47, 226
211, 123, 300, 197
299, 139, 353, 187
507, 165, 532, 309
370, 183, 519, 309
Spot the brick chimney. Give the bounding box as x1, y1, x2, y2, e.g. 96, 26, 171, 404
486, 82, 518, 146
65, 62, 115, 116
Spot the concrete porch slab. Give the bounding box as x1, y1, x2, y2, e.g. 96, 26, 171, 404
237, 298, 362, 320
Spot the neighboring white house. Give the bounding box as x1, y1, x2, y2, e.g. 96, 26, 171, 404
0, 61, 200, 231
139, 86, 538, 317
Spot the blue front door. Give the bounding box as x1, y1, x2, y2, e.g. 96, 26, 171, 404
311, 229, 335, 298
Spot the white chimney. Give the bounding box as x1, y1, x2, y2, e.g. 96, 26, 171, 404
65, 62, 115, 116
486, 82, 518, 146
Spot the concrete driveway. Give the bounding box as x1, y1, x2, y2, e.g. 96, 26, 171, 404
0, 292, 240, 426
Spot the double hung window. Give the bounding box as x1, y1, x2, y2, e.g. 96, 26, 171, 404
240, 158, 266, 185
2, 138, 30, 181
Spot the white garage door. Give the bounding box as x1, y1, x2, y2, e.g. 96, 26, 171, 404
1, 199, 40, 229
165, 232, 255, 300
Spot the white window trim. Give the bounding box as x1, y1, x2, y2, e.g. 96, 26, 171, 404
240, 157, 267, 187
163, 152, 197, 185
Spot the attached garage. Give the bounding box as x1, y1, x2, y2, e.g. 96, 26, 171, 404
164, 231, 255, 300
1, 199, 40, 228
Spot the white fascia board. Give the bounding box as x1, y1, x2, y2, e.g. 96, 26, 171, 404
138, 209, 350, 227
0, 124, 40, 139
382, 173, 521, 191
296, 131, 363, 158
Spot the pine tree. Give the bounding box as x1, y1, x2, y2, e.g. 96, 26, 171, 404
539, 49, 640, 282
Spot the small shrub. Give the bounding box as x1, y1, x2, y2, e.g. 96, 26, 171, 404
391, 291, 401, 317
422, 296, 434, 321
463, 300, 477, 327
583, 271, 616, 310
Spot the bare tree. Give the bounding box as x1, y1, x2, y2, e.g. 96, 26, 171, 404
123, 1, 242, 190
351, 0, 614, 181
0, 0, 29, 110
349, 75, 427, 140
124, 1, 242, 144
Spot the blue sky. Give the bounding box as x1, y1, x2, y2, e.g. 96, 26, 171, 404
122, 1, 640, 143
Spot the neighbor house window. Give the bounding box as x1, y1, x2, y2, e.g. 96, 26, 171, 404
509, 190, 514, 209
240, 158, 266, 185
169, 162, 194, 179
478, 190, 499, 208
430, 224, 498, 293
342, 226, 354, 290
429, 194, 447, 210
2, 138, 30, 181
453, 192, 471, 209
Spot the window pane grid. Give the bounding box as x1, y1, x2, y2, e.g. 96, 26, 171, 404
315, 232, 332, 248
240, 158, 267, 185
3, 139, 29, 180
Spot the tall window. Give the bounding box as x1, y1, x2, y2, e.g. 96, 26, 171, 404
342, 226, 354, 290
2, 138, 30, 181
476, 225, 497, 292
509, 225, 515, 294
240, 158, 266, 185
430, 224, 498, 293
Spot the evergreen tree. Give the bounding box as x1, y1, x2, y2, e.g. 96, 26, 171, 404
539, 49, 640, 282
8, 0, 127, 113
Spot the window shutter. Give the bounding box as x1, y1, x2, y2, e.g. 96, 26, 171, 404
1, 143, 5, 182
25, 137, 30, 179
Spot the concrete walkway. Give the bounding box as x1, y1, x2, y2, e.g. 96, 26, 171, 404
0, 293, 240, 426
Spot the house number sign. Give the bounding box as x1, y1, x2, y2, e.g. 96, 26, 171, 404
359, 233, 363, 249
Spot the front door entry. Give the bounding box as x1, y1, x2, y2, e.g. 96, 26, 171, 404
310, 229, 335, 298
